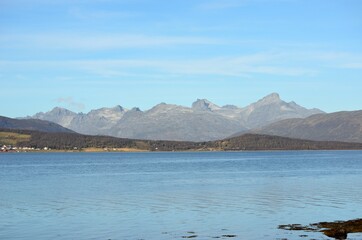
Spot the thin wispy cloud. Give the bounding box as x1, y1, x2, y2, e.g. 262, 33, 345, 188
338, 63, 362, 69
68, 8, 140, 20
199, 0, 246, 10
1, 0, 361, 117
0, 33, 222, 50
198, 0, 295, 10
0, 51, 322, 77
55, 97, 85, 111
283, 51, 362, 70
4, 50, 360, 78
0, 0, 120, 6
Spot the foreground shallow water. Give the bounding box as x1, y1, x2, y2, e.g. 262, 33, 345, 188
1, 151, 362, 239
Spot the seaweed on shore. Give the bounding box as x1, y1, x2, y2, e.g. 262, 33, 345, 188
278, 218, 362, 239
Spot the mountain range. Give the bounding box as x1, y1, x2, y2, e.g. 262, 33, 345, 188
27, 93, 323, 141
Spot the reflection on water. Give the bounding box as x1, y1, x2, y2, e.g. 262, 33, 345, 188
1, 151, 362, 239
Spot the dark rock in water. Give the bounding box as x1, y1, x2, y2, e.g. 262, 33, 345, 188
279, 218, 362, 239
181, 235, 198, 238
278, 224, 316, 231
323, 228, 347, 240
212, 234, 237, 239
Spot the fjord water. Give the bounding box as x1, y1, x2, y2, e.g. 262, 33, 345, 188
1, 151, 362, 240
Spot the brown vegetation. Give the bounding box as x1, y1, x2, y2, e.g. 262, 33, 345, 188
0, 131, 31, 145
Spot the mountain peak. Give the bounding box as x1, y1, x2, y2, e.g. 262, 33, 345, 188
130, 107, 141, 112
152, 102, 169, 109
112, 105, 126, 112
49, 107, 76, 115
147, 103, 184, 114
192, 99, 220, 111
52, 106, 68, 111
262, 93, 280, 102
249, 93, 281, 108
222, 104, 238, 109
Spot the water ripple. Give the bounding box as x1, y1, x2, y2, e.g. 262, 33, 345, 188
1, 151, 362, 240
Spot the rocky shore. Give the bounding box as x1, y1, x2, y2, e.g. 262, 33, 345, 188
279, 218, 362, 239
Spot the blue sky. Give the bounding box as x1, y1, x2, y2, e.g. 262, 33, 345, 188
1, 0, 361, 117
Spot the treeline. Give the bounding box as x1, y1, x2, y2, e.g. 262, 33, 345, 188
2, 128, 362, 151
0, 128, 200, 151
211, 134, 362, 150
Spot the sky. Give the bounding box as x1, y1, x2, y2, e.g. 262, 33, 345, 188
1, 0, 362, 117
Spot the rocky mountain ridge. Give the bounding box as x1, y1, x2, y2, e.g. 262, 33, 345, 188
27, 93, 324, 141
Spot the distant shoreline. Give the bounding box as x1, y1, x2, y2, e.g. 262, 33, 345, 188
2, 148, 362, 154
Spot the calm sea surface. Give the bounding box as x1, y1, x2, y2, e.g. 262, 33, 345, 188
1, 151, 362, 240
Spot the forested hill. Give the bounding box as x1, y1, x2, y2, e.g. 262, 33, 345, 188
210, 134, 362, 150
2, 128, 362, 151
0, 128, 200, 151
